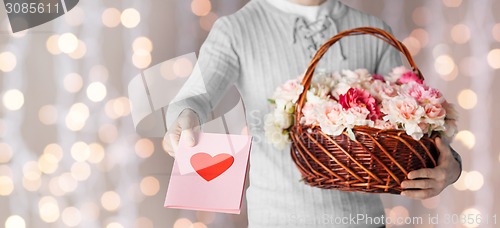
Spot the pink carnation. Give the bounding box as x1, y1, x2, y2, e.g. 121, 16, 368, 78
339, 88, 381, 121
398, 71, 424, 84
372, 74, 385, 82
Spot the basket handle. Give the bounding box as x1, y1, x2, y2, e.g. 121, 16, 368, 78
294, 27, 423, 123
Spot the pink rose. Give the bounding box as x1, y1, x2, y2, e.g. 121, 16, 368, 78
301, 102, 320, 126
369, 80, 398, 100
339, 88, 381, 121
382, 95, 425, 123
372, 74, 386, 82
424, 103, 446, 121
398, 71, 424, 84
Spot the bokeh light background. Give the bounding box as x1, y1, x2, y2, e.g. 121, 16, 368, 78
0, 0, 498, 227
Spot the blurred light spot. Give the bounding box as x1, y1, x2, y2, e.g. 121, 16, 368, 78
71, 141, 90, 162
88, 143, 105, 164
71, 162, 91, 181
81, 202, 100, 221
454, 130, 476, 149
443, 0, 462, 7
5, 215, 25, 228
173, 57, 193, 78
102, 8, 121, 28
39, 105, 58, 125
160, 61, 176, 80
196, 211, 216, 224
3, 89, 24, 111
39, 196, 60, 223
402, 36, 421, 56
99, 124, 118, 144
441, 66, 458, 81
461, 208, 481, 228
101, 191, 121, 211
492, 23, 500, 42
459, 56, 480, 77
58, 172, 78, 193
69, 40, 87, 59
89, 65, 109, 83
107, 222, 124, 228
58, 33, 79, 54
388, 206, 409, 225
62, 207, 82, 227
191, 0, 211, 17
434, 55, 456, 76
65, 103, 89, 131
132, 49, 152, 69
121, 8, 141, 28
421, 196, 440, 209
23, 177, 41, 191
135, 217, 154, 228
457, 89, 477, 110
241, 126, 249, 135
0, 176, 14, 196
140, 176, 160, 196
0, 143, 13, 163
104, 99, 120, 119
200, 12, 218, 31
49, 177, 65, 196
87, 82, 107, 102
135, 138, 154, 158
44, 143, 63, 162
46, 35, 61, 55
133, 37, 153, 53
0, 51, 17, 72
173, 218, 192, 228
487, 49, 500, 69
0, 165, 12, 176
65, 6, 85, 26
191, 222, 208, 228
38, 153, 59, 174
451, 24, 470, 44
412, 7, 430, 26
465, 171, 484, 191
410, 28, 429, 47
114, 97, 131, 116
23, 161, 41, 181
432, 44, 449, 58
63, 73, 83, 93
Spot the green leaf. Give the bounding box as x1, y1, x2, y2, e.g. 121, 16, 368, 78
346, 128, 356, 141
267, 98, 275, 104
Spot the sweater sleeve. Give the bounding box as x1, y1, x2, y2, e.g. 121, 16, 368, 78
166, 17, 240, 128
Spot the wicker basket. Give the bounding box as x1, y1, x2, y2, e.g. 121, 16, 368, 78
290, 27, 440, 194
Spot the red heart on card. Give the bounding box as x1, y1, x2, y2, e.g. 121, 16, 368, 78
190, 153, 234, 182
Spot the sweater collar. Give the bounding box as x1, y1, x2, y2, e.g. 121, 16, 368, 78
258, 0, 348, 44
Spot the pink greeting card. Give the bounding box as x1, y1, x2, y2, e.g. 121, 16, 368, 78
164, 132, 252, 214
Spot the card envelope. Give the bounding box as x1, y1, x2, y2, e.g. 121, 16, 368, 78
164, 132, 252, 214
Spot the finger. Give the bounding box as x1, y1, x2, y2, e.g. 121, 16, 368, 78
180, 129, 196, 147
407, 168, 440, 180
401, 189, 436, 199
169, 132, 180, 153
401, 179, 437, 190
162, 134, 175, 156
436, 137, 453, 162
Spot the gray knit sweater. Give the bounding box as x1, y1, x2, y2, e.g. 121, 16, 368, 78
169, 0, 403, 227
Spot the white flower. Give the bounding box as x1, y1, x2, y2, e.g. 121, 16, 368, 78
316, 101, 346, 136
264, 114, 290, 150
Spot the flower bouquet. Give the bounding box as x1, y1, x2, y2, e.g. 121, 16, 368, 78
264, 27, 458, 193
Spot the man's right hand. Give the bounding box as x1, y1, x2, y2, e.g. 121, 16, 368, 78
163, 109, 200, 157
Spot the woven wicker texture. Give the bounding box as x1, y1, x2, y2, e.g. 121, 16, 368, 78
290, 27, 440, 194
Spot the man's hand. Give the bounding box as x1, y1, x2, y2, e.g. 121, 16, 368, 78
401, 137, 461, 199
163, 109, 200, 157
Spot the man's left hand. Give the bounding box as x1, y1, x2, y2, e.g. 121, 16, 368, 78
400, 137, 461, 199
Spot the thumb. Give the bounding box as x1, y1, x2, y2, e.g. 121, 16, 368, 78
180, 129, 197, 147
435, 137, 451, 164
